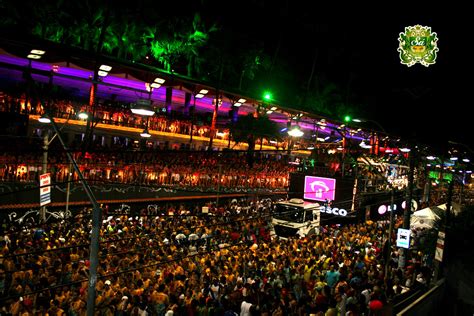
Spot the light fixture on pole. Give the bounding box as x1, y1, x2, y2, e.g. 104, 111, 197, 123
316, 120, 327, 131
78, 111, 89, 120
27, 49, 45, 60
263, 91, 273, 101
131, 99, 155, 116
37, 112, 59, 223
150, 77, 165, 89
288, 125, 304, 137
45, 117, 103, 316
98, 64, 112, 77
195, 89, 209, 99
38, 114, 51, 124
359, 140, 372, 149
232, 98, 246, 107
140, 128, 151, 138
213, 97, 223, 107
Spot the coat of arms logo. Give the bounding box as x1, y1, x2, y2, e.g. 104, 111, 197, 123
398, 25, 439, 67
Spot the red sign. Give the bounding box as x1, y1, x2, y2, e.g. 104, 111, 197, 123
39, 173, 51, 206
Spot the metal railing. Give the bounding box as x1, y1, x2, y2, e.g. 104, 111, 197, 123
395, 278, 445, 316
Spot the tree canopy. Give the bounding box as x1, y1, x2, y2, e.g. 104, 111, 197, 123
0, 0, 366, 120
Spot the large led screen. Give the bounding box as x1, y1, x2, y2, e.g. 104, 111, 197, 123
303, 176, 336, 202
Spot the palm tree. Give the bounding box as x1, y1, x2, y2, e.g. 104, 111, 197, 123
230, 113, 281, 165
230, 114, 257, 166
26, 1, 112, 55
238, 48, 271, 91
255, 114, 281, 150
147, 16, 190, 73
149, 37, 184, 73
302, 78, 341, 116
147, 14, 217, 75
102, 17, 148, 61
64, 2, 110, 52
183, 13, 218, 78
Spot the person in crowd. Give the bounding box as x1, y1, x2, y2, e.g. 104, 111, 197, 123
0, 198, 431, 314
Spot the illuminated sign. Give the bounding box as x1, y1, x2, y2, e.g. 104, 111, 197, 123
435, 231, 445, 262
39, 173, 51, 206
378, 204, 397, 215
398, 25, 439, 67
318, 206, 347, 217
378, 205, 387, 215
396, 228, 411, 249
401, 199, 419, 211
304, 176, 336, 202
429, 171, 453, 182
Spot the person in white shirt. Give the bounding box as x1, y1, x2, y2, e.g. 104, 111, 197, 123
240, 300, 253, 316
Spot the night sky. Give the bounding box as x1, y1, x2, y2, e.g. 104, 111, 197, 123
1, 1, 471, 151
190, 1, 472, 151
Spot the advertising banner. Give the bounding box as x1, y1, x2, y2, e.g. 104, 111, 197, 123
396, 228, 411, 249
39, 173, 51, 206
303, 176, 336, 202
435, 231, 445, 262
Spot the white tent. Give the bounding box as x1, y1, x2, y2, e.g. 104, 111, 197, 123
410, 205, 442, 229
436, 202, 461, 216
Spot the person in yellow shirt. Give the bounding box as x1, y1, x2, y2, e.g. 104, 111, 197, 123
174, 263, 185, 277
47, 299, 65, 316
9, 298, 21, 315
322, 256, 332, 270
155, 283, 169, 306
303, 259, 316, 283
70, 296, 86, 315
364, 249, 375, 265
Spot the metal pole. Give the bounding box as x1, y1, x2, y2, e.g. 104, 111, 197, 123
399, 148, 416, 269
434, 175, 454, 282
287, 137, 292, 156
65, 162, 72, 214
438, 157, 444, 202
341, 128, 346, 177
403, 149, 415, 229
216, 164, 222, 207
443, 178, 454, 271
351, 178, 358, 213
190, 95, 195, 145
209, 90, 219, 150
40, 134, 49, 223
445, 178, 454, 231
84, 73, 97, 152
208, 60, 223, 151
385, 188, 395, 278
49, 118, 102, 316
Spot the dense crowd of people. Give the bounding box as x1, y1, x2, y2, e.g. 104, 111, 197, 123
0, 92, 289, 149
0, 91, 441, 315
0, 90, 416, 195
0, 198, 432, 315
0, 149, 296, 192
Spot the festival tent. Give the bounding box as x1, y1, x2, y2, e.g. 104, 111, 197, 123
410, 205, 443, 229
436, 202, 461, 216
